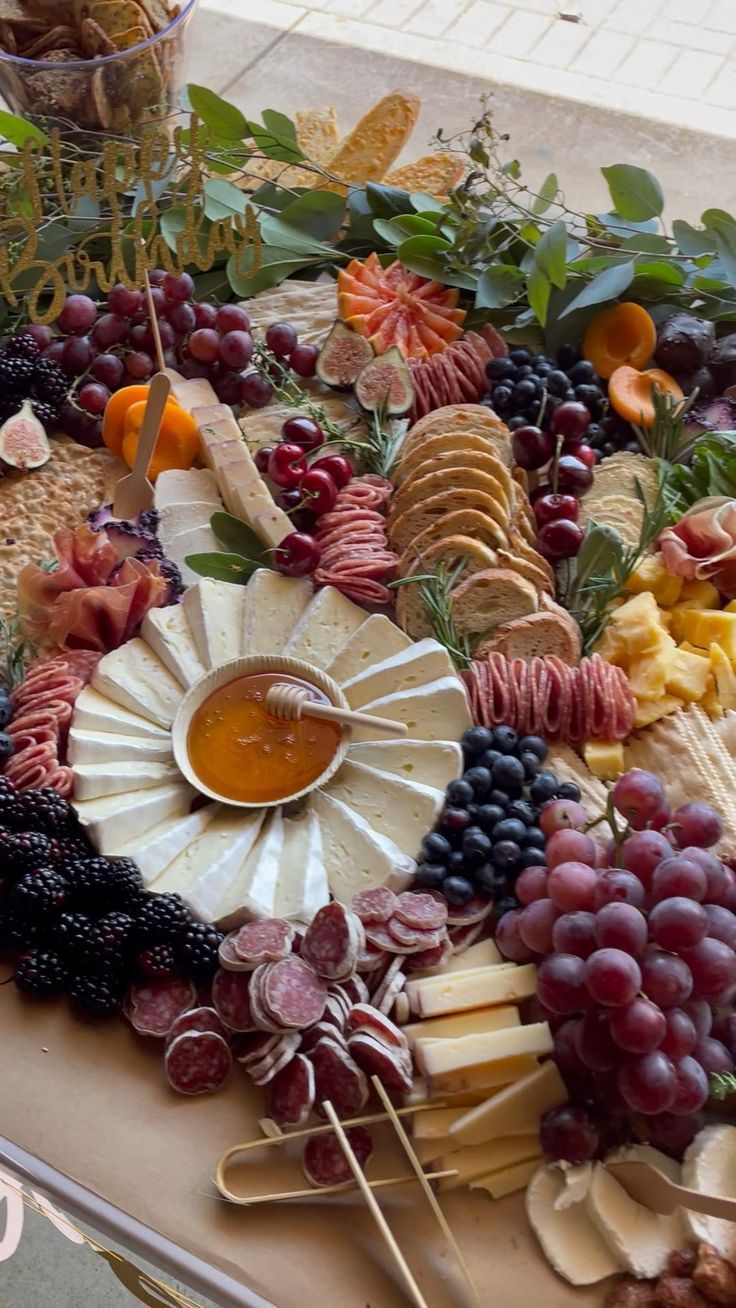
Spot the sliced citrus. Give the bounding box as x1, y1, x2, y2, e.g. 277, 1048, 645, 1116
337, 252, 465, 359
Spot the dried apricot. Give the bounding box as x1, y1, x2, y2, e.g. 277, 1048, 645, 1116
608, 365, 684, 428
583, 302, 656, 379
121, 398, 199, 479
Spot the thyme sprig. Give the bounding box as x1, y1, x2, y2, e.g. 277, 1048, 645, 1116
711, 1071, 736, 1101
390, 562, 472, 671
0, 614, 33, 690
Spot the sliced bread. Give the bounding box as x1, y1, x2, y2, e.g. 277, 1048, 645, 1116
396, 509, 511, 564
450, 568, 538, 640
389, 490, 511, 555
495, 549, 554, 595
388, 468, 510, 527
395, 432, 504, 486
398, 450, 514, 501
403, 405, 511, 462
506, 528, 556, 587
477, 610, 582, 664
395, 536, 499, 638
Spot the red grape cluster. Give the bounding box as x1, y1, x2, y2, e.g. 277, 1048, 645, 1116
513, 400, 596, 564
254, 416, 354, 578
496, 769, 735, 1165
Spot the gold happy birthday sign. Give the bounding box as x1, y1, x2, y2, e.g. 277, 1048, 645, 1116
0, 117, 261, 324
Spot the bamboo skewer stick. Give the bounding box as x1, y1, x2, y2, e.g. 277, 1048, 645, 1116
265, 683, 407, 738
216, 1169, 457, 1207
322, 1099, 430, 1308
141, 259, 166, 374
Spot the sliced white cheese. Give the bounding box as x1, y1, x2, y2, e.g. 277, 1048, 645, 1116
526, 1166, 622, 1286
73, 761, 179, 800
165, 525, 223, 589
74, 783, 195, 853
309, 789, 415, 904
242, 570, 313, 658
435, 1133, 541, 1192
108, 805, 219, 883
167, 375, 218, 413
72, 686, 169, 739
182, 578, 245, 669
586, 1155, 684, 1279
682, 1124, 736, 1254
274, 807, 330, 922
284, 587, 368, 669
141, 605, 206, 688
151, 808, 265, 921
341, 639, 456, 708
347, 740, 462, 793
320, 759, 444, 861
224, 468, 292, 549
353, 676, 472, 743
154, 467, 221, 510
326, 614, 412, 684
67, 729, 173, 766
215, 808, 284, 927
449, 1061, 567, 1146
158, 502, 220, 558
92, 639, 185, 728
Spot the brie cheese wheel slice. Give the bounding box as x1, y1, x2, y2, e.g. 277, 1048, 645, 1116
182, 578, 245, 669
158, 501, 221, 557
682, 1124, 736, 1255
353, 676, 472, 743
152, 808, 265, 922
73, 761, 180, 800
92, 640, 185, 728
109, 806, 219, 884
141, 605, 207, 688
321, 759, 444, 861
527, 1166, 623, 1285
74, 783, 195, 853
341, 638, 455, 708
326, 614, 412, 683
284, 586, 367, 669
154, 467, 221, 510
214, 808, 283, 927
67, 729, 173, 766
274, 807, 329, 922
586, 1152, 684, 1278
347, 740, 462, 793
165, 525, 223, 588
242, 570, 312, 658
73, 686, 169, 739
310, 789, 415, 905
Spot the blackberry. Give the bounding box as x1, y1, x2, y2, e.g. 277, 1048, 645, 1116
15, 948, 69, 996
69, 972, 124, 1018
6, 334, 41, 359
16, 788, 75, 836
0, 354, 34, 386
48, 834, 94, 866
53, 911, 94, 959
79, 911, 135, 971
65, 856, 142, 912
31, 358, 67, 402
137, 942, 178, 979
135, 892, 191, 946
0, 905, 48, 950
10, 867, 68, 922
31, 399, 61, 427
0, 784, 25, 829
178, 920, 223, 984
0, 829, 53, 878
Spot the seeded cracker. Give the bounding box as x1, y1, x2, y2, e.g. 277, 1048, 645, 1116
112, 23, 149, 48
80, 15, 116, 56
136, 0, 173, 32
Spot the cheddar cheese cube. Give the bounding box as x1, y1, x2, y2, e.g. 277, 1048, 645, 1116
583, 740, 625, 780
668, 605, 705, 645
627, 631, 677, 700
686, 611, 736, 661
681, 580, 721, 608
625, 556, 683, 607
633, 696, 683, 729
710, 643, 736, 710
665, 647, 712, 702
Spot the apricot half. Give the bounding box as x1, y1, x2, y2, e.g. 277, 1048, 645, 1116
583, 302, 656, 379
608, 365, 684, 428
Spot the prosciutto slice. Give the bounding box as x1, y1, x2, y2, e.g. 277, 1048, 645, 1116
659, 496, 736, 597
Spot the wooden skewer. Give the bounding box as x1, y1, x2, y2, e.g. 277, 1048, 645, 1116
323, 1099, 430, 1308
216, 1169, 457, 1207
371, 1076, 481, 1308
112, 371, 171, 519
141, 257, 166, 374
265, 683, 408, 738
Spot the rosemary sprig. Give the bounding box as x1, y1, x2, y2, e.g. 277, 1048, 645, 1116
389, 562, 472, 670
711, 1071, 736, 1101
0, 613, 33, 690
634, 386, 699, 463
250, 343, 359, 446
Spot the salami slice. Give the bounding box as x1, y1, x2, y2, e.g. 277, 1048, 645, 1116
308, 1036, 369, 1117
263, 956, 328, 1030
302, 903, 358, 981
300, 1021, 348, 1053
323, 993, 349, 1029
446, 894, 493, 926
404, 938, 453, 972
375, 969, 406, 1016
247, 964, 285, 1033
345, 1003, 407, 1050
394, 891, 448, 931
448, 920, 486, 953
370, 956, 405, 1009
302, 1125, 373, 1188
347, 1031, 413, 1094
236, 1031, 283, 1066
165, 1030, 232, 1095
128, 977, 197, 1038
165, 1006, 228, 1050
364, 922, 404, 953
339, 975, 369, 1005
351, 887, 397, 924
232, 919, 294, 967
387, 917, 443, 952
249, 1034, 301, 1086
269, 1053, 315, 1128
211, 968, 257, 1033
218, 934, 252, 972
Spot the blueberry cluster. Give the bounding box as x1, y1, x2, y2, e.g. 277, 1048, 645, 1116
414, 725, 581, 908
0, 778, 222, 1016
586, 410, 642, 460
484, 345, 606, 432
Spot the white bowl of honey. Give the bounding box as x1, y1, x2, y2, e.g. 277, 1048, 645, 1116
171, 655, 349, 808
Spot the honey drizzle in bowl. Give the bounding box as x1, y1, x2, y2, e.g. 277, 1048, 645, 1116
186, 671, 342, 805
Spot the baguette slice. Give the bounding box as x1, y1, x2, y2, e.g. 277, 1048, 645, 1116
405, 405, 509, 456
396, 509, 509, 569
477, 610, 582, 664
395, 537, 499, 638
395, 432, 503, 486
389, 491, 511, 556
450, 569, 538, 640
495, 549, 553, 596
507, 528, 555, 587
389, 467, 510, 526
398, 450, 513, 500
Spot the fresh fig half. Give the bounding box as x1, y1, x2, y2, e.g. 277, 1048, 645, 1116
316, 321, 374, 390
354, 347, 414, 416
0, 400, 51, 470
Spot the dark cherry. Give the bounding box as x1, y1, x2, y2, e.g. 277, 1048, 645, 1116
537, 518, 584, 561
556, 454, 594, 495
273, 532, 321, 577
550, 401, 591, 441
534, 492, 579, 528
512, 425, 554, 471
281, 415, 324, 453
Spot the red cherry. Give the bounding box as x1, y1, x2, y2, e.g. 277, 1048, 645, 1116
273, 532, 321, 577
556, 454, 594, 495
537, 518, 584, 561
282, 415, 324, 453
512, 425, 555, 471
255, 445, 275, 475
529, 483, 552, 505
309, 454, 353, 489
268, 443, 308, 488
534, 492, 579, 528
299, 468, 338, 517
550, 401, 591, 441
575, 444, 596, 470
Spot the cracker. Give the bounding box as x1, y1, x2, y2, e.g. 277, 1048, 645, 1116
108, 20, 147, 47
244, 280, 338, 345
136, 0, 172, 30
92, 65, 113, 127
80, 14, 115, 55
326, 91, 420, 185
89, 0, 150, 38
384, 152, 466, 198
295, 107, 339, 165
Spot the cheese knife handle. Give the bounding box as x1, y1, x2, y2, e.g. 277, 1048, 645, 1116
672, 1182, 736, 1221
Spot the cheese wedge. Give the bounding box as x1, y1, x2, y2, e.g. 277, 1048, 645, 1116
141, 605, 207, 688
450, 1061, 568, 1146
526, 1166, 622, 1286
109, 806, 219, 883
73, 761, 180, 800
284, 587, 368, 668
417, 1022, 552, 1090
341, 639, 456, 708
402, 1006, 520, 1049
407, 963, 538, 1017
327, 614, 412, 683
74, 783, 195, 852
273, 807, 330, 922
682, 1125, 736, 1255
92, 640, 185, 728
152, 809, 265, 920
242, 570, 313, 658
436, 1133, 541, 1191
408, 937, 503, 979
158, 502, 219, 557
353, 675, 472, 743
167, 374, 218, 412
309, 790, 415, 902
321, 760, 444, 861
166, 525, 224, 587
412, 1107, 469, 1141
182, 577, 246, 669
214, 809, 283, 927
71, 687, 169, 739
346, 740, 462, 793
224, 466, 292, 550
470, 1157, 541, 1199
67, 729, 173, 766
154, 467, 221, 509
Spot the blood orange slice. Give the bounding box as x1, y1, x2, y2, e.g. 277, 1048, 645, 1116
337, 253, 465, 360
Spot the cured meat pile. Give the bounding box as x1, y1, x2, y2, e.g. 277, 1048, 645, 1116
408, 325, 507, 422
4, 650, 100, 795
314, 475, 398, 607
462, 652, 635, 743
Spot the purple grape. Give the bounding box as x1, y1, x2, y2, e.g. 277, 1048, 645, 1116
57, 295, 97, 335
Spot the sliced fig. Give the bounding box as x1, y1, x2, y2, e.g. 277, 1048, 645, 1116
316, 321, 374, 390
0, 400, 51, 470
354, 348, 414, 416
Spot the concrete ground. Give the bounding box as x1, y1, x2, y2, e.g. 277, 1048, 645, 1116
4, 2, 736, 1305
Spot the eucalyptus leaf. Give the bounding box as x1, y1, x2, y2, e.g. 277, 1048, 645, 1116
160, 206, 189, 252
475, 265, 525, 309
707, 216, 736, 286
632, 260, 685, 286
210, 512, 272, 563
279, 190, 346, 240
531, 172, 559, 216
365, 182, 416, 219
673, 219, 716, 257
396, 233, 451, 280
0, 110, 48, 146
246, 120, 305, 164
185, 553, 260, 584
559, 260, 636, 317
226, 249, 322, 297
527, 266, 551, 326
261, 109, 297, 143
411, 192, 447, 213
534, 218, 567, 290
203, 177, 249, 220
601, 165, 664, 221
621, 232, 672, 254
188, 85, 247, 140
260, 213, 337, 256
373, 214, 438, 245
